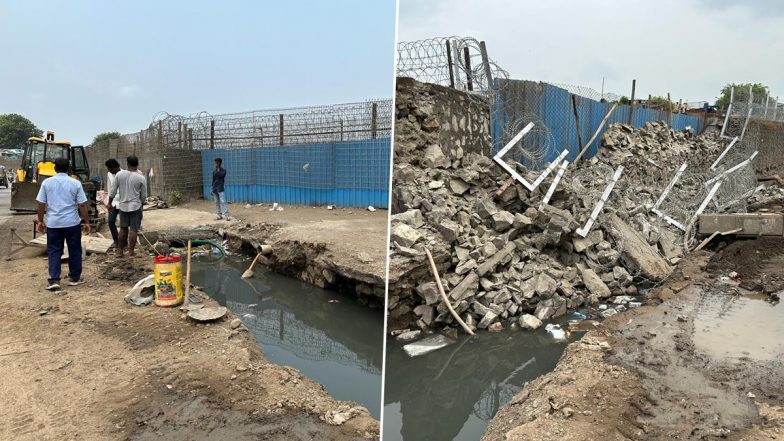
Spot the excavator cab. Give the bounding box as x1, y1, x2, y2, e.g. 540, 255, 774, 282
10, 131, 98, 225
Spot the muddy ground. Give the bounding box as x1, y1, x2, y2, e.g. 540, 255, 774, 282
0, 190, 379, 440
482, 238, 784, 441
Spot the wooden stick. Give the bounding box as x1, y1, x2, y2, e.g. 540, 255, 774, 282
184, 240, 192, 306
424, 249, 475, 336
248, 252, 262, 271
575, 102, 618, 162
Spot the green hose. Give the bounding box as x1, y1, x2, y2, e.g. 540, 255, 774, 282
190, 239, 227, 257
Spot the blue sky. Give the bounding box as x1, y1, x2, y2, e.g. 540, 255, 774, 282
0, 0, 397, 144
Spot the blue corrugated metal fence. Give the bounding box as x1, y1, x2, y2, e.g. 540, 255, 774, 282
492, 80, 703, 165
201, 137, 391, 208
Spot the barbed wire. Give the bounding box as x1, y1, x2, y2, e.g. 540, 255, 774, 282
135, 100, 393, 150
397, 36, 509, 95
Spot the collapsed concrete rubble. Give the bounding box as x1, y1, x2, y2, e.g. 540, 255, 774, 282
387, 79, 730, 332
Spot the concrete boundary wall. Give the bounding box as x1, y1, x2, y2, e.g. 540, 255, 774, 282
85, 138, 203, 203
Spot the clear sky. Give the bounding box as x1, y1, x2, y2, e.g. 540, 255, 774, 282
398, 0, 784, 105
0, 0, 397, 145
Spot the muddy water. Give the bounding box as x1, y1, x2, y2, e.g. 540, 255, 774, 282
190, 256, 383, 418
383, 316, 584, 441
693, 290, 784, 361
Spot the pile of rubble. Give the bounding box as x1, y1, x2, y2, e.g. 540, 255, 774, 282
143, 196, 169, 210
388, 113, 727, 332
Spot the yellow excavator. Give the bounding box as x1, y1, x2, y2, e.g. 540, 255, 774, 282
10, 131, 99, 225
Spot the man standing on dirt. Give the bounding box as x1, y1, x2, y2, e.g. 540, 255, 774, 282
108, 155, 147, 257
212, 158, 229, 220
104, 159, 122, 247
36, 157, 90, 291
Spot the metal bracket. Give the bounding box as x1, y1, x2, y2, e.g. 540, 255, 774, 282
493, 122, 568, 192
575, 166, 623, 238
539, 160, 569, 209
710, 137, 739, 171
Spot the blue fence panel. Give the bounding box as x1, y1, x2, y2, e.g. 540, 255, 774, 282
200, 137, 390, 208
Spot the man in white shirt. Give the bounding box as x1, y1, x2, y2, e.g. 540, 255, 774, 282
108, 155, 147, 257
104, 158, 122, 246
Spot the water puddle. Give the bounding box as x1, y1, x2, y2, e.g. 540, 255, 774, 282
190, 256, 383, 418
382, 316, 584, 441
693, 290, 784, 362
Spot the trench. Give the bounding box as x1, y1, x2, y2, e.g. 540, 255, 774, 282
189, 255, 384, 418
382, 314, 585, 441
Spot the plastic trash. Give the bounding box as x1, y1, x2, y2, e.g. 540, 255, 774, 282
572, 311, 587, 320
599, 308, 618, 318
545, 323, 566, 341
403, 334, 455, 357
367, 206, 376, 212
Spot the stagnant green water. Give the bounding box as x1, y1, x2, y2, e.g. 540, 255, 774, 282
190, 256, 384, 418
383, 316, 584, 441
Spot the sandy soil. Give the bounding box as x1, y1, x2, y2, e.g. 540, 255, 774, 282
0, 191, 379, 440
482, 240, 784, 441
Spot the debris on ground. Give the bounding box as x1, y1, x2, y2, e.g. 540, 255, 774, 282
187, 306, 228, 322
143, 196, 169, 210
387, 86, 765, 334
124, 274, 155, 306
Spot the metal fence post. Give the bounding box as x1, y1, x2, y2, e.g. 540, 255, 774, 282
371, 103, 378, 139
279, 114, 284, 146
720, 86, 734, 138
463, 46, 473, 91
479, 41, 493, 93
571, 94, 583, 151
445, 40, 455, 88
210, 120, 215, 149
740, 85, 754, 141
628, 79, 636, 125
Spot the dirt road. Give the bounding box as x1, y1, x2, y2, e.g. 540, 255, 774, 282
482, 239, 784, 440
0, 202, 379, 440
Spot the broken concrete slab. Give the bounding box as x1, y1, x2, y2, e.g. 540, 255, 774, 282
605, 213, 671, 281
579, 267, 612, 298
391, 223, 423, 248
477, 242, 516, 277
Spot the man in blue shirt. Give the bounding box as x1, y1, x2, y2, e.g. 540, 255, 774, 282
212, 158, 229, 220
36, 157, 91, 291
